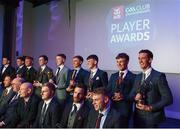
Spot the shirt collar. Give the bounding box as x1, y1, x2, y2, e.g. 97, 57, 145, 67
44, 97, 53, 105
90, 68, 98, 74
6, 87, 12, 94
27, 66, 32, 69
143, 67, 152, 79
58, 64, 64, 70
41, 65, 46, 71
73, 101, 84, 111
74, 67, 81, 72
19, 65, 24, 69
4, 64, 9, 68
119, 69, 128, 78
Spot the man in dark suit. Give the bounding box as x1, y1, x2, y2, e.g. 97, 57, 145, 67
108, 53, 136, 127
13, 82, 40, 127
66, 55, 89, 99
0, 76, 15, 116
130, 49, 173, 127
58, 84, 90, 128
0, 77, 25, 127
34, 55, 53, 96
0, 57, 15, 87
86, 55, 108, 100
49, 54, 69, 105
33, 82, 62, 128
24, 56, 37, 83
16, 56, 26, 78
86, 87, 123, 128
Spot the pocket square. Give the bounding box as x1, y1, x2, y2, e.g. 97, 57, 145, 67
96, 77, 100, 80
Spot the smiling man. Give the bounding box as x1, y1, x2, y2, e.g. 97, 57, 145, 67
130, 49, 173, 127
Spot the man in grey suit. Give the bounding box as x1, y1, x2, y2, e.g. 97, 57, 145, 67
130, 49, 173, 127
50, 54, 69, 105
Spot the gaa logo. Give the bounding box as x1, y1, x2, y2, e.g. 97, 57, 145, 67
112, 5, 124, 20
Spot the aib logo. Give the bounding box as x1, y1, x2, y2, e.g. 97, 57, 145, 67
112, 5, 124, 20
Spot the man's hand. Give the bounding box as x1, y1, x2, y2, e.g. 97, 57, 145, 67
135, 93, 142, 101
33, 81, 42, 87
136, 103, 152, 112
86, 91, 93, 99
112, 92, 124, 101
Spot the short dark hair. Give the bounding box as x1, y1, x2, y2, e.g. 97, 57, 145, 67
93, 87, 110, 98
17, 56, 25, 62
116, 53, 129, 61
39, 55, 48, 62
73, 55, 84, 62
25, 56, 33, 61
56, 54, 66, 60
139, 49, 153, 59
74, 83, 87, 95
3, 56, 10, 61
43, 82, 56, 93
86, 54, 99, 63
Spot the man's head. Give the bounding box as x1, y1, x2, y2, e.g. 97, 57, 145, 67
38, 55, 48, 66
56, 54, 66, 66
72, 55, 84, 68
41, 82, 55, 101
19, 82, 33, 98
138, 49, 153, 71
25, 56, 33, 67
116, 53, 129, 71
73, 84, 87, 103
2, 57, 10, 65
11, 78, 25, 93
16, 57, 25, 67
92, 87, 110, 111
3, 75, 12, 88
86, 54, 98, 70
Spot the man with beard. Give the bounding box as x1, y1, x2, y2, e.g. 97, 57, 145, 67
59, 84, 90, 128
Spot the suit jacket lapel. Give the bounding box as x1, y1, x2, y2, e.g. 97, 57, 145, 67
103, 108, 112, 128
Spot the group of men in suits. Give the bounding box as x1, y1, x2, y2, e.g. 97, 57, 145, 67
0, 49, 173, 128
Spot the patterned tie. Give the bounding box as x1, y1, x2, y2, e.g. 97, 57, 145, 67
117, 72, 124, 85
71, 70, 77, 80
70, 104, 77, 116
95, 113, 104, 128
3, 89, 8, 96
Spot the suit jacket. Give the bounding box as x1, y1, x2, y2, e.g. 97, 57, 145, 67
16, 65, 26, 78
86, 106, 123, 128
1, 93, 20, 127
0, 65, 15, 82
59, 101, 90, 128
108, 71, 136, 118
13, 94, 40, 127
24, 66, 37, 83
0, 88, 15, 116
54, 66, 69, 100
130, 69, 173, 127
33, 97, 62, 128
36, 66, 53, 84
66, 68, 89, 89
86, 69, 108, 91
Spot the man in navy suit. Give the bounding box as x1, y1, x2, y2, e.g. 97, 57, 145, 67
86, 55, 108, 101
66, 55, 89, 99
59, 84, 90, 128
33, 82, 62, 128
15, 57, 26, 78
0, 57, 15, 88
86, 87, 123, 128
130, 49, 173, 127
108, 53, 136, 127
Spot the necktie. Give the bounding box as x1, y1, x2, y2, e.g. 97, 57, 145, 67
3, 89, 8, 96
41, 103, 47, 124
71, 70, 77, 80
71, 104, 77, 116
117, 72, 124, 85
56, 67, 61, 76
141, 73, 146, 85
95, 113, 104, 128
89, 71, 94, 91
